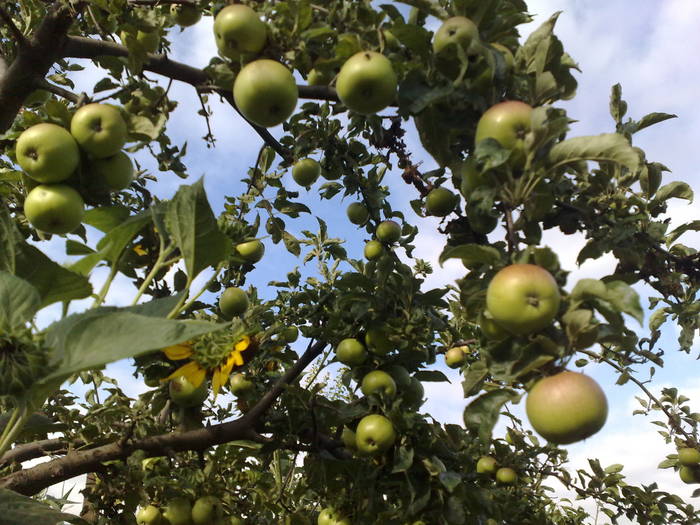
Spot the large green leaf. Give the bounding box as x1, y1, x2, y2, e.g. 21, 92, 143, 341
0, 488, 87, 525
165, 178, 231, 280
463, 389, 518, 443
95, 209, 153, 264
548, 133, 640, 173
0, 273, 40, 333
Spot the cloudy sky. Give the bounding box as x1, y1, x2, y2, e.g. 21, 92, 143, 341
27, 0, 700, 520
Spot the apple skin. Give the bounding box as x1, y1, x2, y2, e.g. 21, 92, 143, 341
281, 326, 299, 343
308, 68, 333, 86
136, 505, 162, 525
229, 373, 254, 396
214, 4, 267, 60
230, 518, 246, 525
191, 496, 223, 525
364, 327, 393, 355
479, 311, 510, 340
292, 158, 321, 187
335, 51, 397, 115
162, 497, 193, 525
24, 184, 84, 234
526, 370, 608, 445
495, 467, 517, 484
679, 465, 700, 484
171, 4, 201, 27
485, 264, 560, 335
425, 187, 458, 217
475, 101, 533, 166
678, 447, 700, 466
219, 287, 249, 318
346, 202, 369, 226
233, 60, 298, 128
341, 427, 357, 450
169, 376, 208, 408
235, 240, 265, 263
375, 220, 401, 243
383, 365, 411, 390
361, 370, 397, 398
356, 414, 396, 455
16, 123, 80, 183
91, 151, 134, 191
71, 103, 128, 159
335, 338, 367, 366
433, 16, 480, 55
318, 507, 351, 525
444, 346, 467, 368
364, 240, 384, 261
403, 377, 424, 408
476, 456, 497, 474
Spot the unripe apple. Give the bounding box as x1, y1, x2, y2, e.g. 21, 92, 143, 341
71, 103, 128, 159
364, 326, 393, 355
335, 338, 367, 366
364, 240, 384, 261
346, 202, 369, 225
90, 151, 134, 191
336, 51, 397, 114
235, 240, 265, 263
495, 467, 517, 484
292, 158, 321, 187
375, 220, 401, 243
162, 497, 193, 525
219, 287, 249, 318
355, 414, 396, 455
475, 101, 533, 167
120, 30, 160, 53
679, 447, 700, 466
476, 456, 497, 474
341, 427, 357, 450
433, 16, 480, 55
16, 123, 79, 183
171, 3, 201, 27
361, 370, 397, 398
680, 465, 700, 484
425, 187, 458, 217
136, 505, 162, 525
191, 495, 223, 525
233, 60, 298, 128
24, 184, 84, 234
229, 373, 254, 396
169, 376, 208, 408
214, 4, 266, 60
444, 346, 467, 369
280, 326, 299, 343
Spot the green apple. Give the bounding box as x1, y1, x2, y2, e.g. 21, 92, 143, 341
16, 123, 79, 183
679, 447, 700, 466
70, 103, 128, 159
230, 518, 245, 525
229, 373, 253, 396
214, 4, 267, 60
318, 507, 351, 525
24, 184, 84, 234
169, 376, 208, 408
355, 414, 396, 455
120, 30, 160, 53
433, 16, 480, 55
679, 465, 700, 484
233, 59, 298, 128
475, 101, 533, 167
382, 29, 400, 51
192, 496, 223, 525
491, 42, 515, 70
361, 370, 397, 398
292, 158, 321, 187
383, 365, 411, 390
425, 187, 458, 217
308, 68, 333, 86
219, 287, 249, 318
495, 467, 517, 484
485, 264, 560, 335
235, 239, 265, 263
281, 326, 299, 343
90, 151, 134, 191
162, 497, 193, 525
479, 311, 509, 340
476, 456, 497, 474
136, 505, 162, 525
335, 338, 367, 366
364, 240, 384, 261
403, 377, 424, 407
346, 202, 369, 225
457, 158, 490, 198
335, 51, 397, 114
171, 3, 201, 27
526, 371, 608, 445
375, 220, 401, 243
444, 346, 467, 368
341, 427, 357, 450
364, 327, 393, 355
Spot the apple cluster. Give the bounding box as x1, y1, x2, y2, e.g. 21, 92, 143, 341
16, 103, 134, 235
136, 495, 244, 525
678, 446, 700, 484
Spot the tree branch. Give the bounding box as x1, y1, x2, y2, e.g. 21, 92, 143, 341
0, 5, 28, 46
0, 438, 84, 468
0, 340, 326, 496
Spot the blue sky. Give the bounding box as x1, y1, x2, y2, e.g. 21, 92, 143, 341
26, 0, 700, 519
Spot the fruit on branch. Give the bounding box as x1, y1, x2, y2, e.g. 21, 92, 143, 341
361, 370, 397, 398
425, 187, 458, 217
485, 264, 560, 335
355, 414, 396, 455
383, 365, 411, 390
162, 497, 194, 525
490, 43, 515, 70
364, 240, 384, 261
292, 158, 321, 187
679, 465, 700, 484
307, 68, 333, 86
90, 151, 134, 191
375, 220, 401, 243
214, 4, 267, 60
233, 59, 298, 128
229, 373, 254, 396
335, 51, 397, 114
281, 326, 299, 343
235, 239, 265, 263
526, 370, 608, 445
475, 101, 533, 167
318, 507, 351, 525
136, 505, 163, 525
432, 16, 480, 55
365, 326, 393, 355
24, 184, 84, 234
219, 287, 249, 318
478, 311, 509, 340
403, 377, 425, 408
476, 456, 498, 474
169, 376, 208, 408
171, 4, 201, 27
457, 158, 489, 198
341, 427, 357, 450
16, 123, 79, 183
192, 496, 224, 525
230, 518, 245, 525
444, 346, 468, 368
679, 447, 700, 466
495, 467, 517, 484
335, 338, 367, 366
346, 202, 369, 225
70, 103, 128, 159
120, 30, 161, 53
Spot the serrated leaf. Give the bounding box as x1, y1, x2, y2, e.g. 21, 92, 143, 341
654, 181, 694, 203
439, 243, 500, 267
463, 389, 518, 443
548, 133, 639, 173
0, 273, 40, 333
605, 281, 643, 325
83, 205, 131, 233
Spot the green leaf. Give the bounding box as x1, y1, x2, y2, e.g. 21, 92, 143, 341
0, 488, 88, 524
0, 273, 40, 333
414, 370, 450, 382
439, 244, 500, 267
654, 181, 694, 203
83, 205, 131, 233
548, 133, 640, 173
463, 389, 518, 443
166, 179, 231, 280
438, 471, 462, 493
96, 209, 153, 264
665, 220, 700, 246
604, 281, 643, 325
636, 112, 677, 132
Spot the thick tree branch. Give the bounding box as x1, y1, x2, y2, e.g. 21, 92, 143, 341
0, 5, 28, 46
0, 340, 326, 496
0, 438, 84, 468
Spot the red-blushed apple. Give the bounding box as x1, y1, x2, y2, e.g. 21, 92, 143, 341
16, 123, 79, 183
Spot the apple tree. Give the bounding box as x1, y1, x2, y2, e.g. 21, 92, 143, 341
0, 0, 699, 524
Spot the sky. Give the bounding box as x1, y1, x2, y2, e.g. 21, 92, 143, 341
19, 0, 700, 521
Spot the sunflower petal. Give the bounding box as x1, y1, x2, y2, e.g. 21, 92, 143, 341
164, 361, 206, 387
234, 335, 251, 352
162, 343, 194, 361
212, 367, 226, 397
